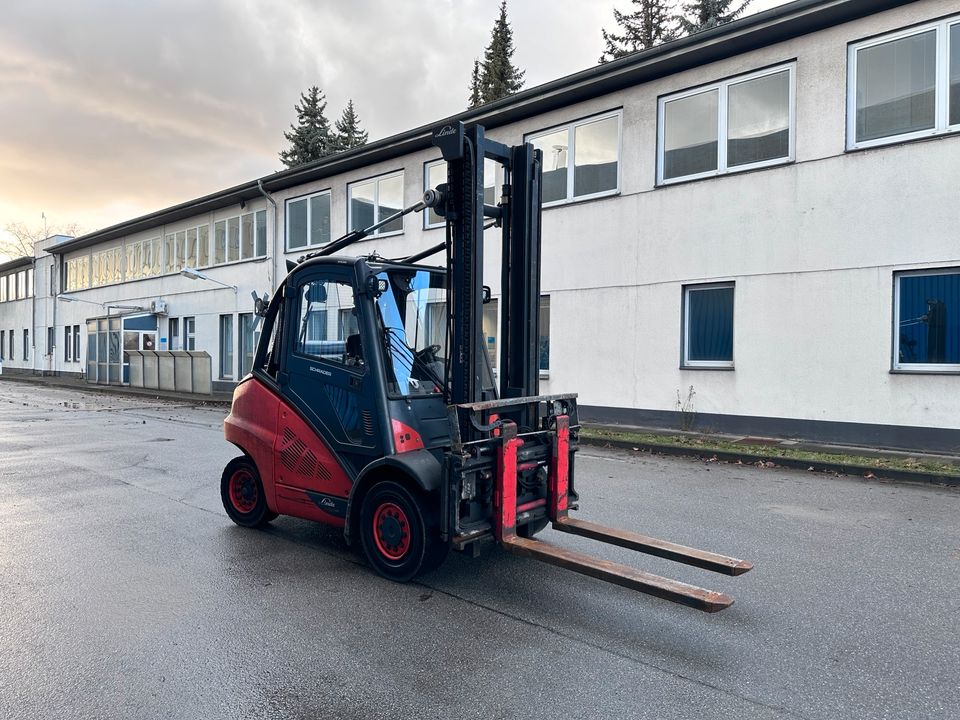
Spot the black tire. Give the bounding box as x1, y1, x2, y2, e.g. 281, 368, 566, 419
517, 517, 550, 538
359, 480, 448, 582
221, 456, 275, 528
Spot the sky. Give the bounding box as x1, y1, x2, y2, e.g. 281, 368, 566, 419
0, 0, 786, 258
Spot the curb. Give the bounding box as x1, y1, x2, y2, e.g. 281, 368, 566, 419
579, 435, 960, 488
0, 375, 233, 407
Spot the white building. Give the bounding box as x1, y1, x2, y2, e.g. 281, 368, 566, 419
3, 0, 959, 451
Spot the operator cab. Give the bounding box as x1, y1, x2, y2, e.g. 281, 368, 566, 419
252, 255, 494, 479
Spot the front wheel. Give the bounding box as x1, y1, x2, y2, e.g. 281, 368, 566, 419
359, 480, 447, 582
221, 456, 275, 528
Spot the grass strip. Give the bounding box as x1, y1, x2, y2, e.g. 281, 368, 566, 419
580, 428, 960, 478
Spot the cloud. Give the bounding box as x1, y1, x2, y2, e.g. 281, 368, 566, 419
0, 0, 785, 254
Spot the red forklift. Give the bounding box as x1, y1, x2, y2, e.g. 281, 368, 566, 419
221, 122, 752, 612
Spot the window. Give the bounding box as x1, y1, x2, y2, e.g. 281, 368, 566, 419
239, 313, 257, 377
219, 314, 233, 379
227, 217, 240, 262
25, 269, 32, 298
423, 159, 499, 228
46, 327, 54, 356
287, 191, 331, 249
209, 212, 264, 264
73, 325, 80, 363
659, 65, 794, 184
214, 221, 226, 265
9, 329, 13, 360
539, 296, 551, 372
184, 317, 196, 351
526, 111, 621, 205
168, 318, 180, 351
256, 211, 267, 257
23, 329, 29, 361
241, 215, 254, 260
0, 275, 6, 302
348, 172, 404, 236
894, 269, 960, 370
16, 271, 26, 298
64, 255, 90, 291
91, 247, 122, 287
64, 326, 71, 361
849, 18, 960, 149
123, 237, 161, 281
682, 283, 735, 368
296, 280, 362, 367
0, 331, 4, 360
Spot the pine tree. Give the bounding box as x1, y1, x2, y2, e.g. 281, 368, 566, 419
279, 86, 332, 168
467, 60, 483, 109
600, 1, 677, 63
331, 99, 369, 153
479, 1, 525, 104
677, 0, 752, 35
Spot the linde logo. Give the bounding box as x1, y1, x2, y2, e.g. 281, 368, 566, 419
309, 366, 332, 376
435, 125, 457, 137
320, 497, 335, 509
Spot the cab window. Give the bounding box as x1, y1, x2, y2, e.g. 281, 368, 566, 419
296, 279, 364, 369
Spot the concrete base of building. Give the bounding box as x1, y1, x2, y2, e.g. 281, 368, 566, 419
579, 405, 960, 455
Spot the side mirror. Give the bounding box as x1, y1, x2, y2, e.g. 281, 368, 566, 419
252, 291, 270, 317
482, 286, 492, 304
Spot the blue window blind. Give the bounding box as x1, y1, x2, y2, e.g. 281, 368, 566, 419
686, 286, 734, 363
898, 272, 960, 364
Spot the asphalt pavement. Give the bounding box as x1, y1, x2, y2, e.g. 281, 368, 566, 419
0, 383, 957, 720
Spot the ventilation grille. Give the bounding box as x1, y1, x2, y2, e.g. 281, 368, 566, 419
279, 427, 306, 471
361, 411, 374, 436
280, 424, 333, 483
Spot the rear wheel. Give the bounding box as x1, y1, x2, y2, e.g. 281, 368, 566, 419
221, 456, 275, 528
359, 480, 447, 582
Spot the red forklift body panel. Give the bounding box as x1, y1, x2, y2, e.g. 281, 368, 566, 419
226, 377, 352, 526
225, 378, 279, 513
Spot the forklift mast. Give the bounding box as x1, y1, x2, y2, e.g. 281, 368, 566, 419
431, 122, 542, 434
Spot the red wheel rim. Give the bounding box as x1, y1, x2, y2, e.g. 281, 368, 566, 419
229, 469, 258, 514
372, 502, 410, 561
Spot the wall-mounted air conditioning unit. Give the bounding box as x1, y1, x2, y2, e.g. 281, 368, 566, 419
150, 299, 168, 315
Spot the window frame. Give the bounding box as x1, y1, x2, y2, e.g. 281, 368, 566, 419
347, 170, 405, 238
524, 109, 622, 207
892, 267, 960, 373
657, 63, 796, 186
681, 282, 736, 370
219, 314, 234, 380
847, 17, 960, 151
285, 188, 333, 252
184, 316, 196, 351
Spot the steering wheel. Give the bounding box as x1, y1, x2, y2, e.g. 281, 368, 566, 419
415, 344, 441, 362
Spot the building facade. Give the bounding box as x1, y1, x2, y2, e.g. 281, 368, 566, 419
3, 0, 959, 450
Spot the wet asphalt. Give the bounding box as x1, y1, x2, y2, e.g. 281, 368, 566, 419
0, 383, 958, 720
